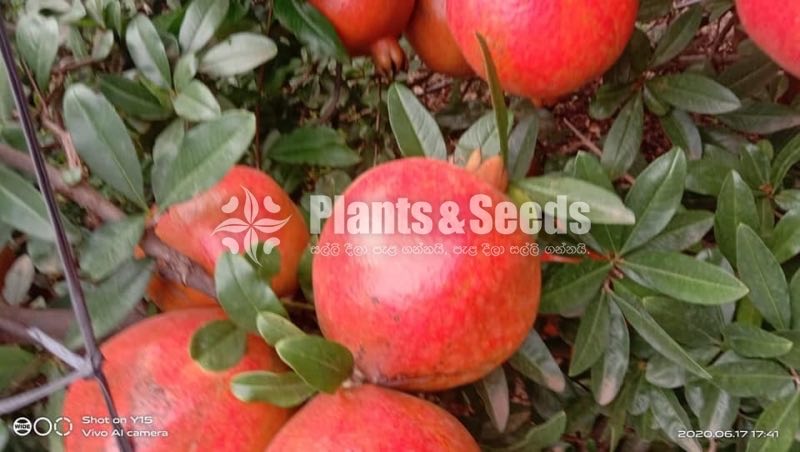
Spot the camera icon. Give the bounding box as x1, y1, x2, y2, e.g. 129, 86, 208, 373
11, 416, 72, 437
12, 417, 32, 436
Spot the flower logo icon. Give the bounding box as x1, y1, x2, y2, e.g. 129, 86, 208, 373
212, 186, 291, 264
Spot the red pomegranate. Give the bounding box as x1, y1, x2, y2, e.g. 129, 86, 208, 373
155, 165, 309, 297
313, 158, 541, 391
406, 0, 473, 77
62, 309, 290, 452
267, 384, 480, 451
446, 0, 639, 103
736, 0, 800, 77
308, 0, 415, 75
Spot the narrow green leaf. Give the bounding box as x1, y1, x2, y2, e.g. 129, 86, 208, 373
746, 390, 800, 452
126, 14, 172, 88
231, 371, 317, 408
174, 80, 221, 122
273, 0, 348, 61
15, 13, 58, 89
190, 319, 246, 371
179, 0, 229, 53
476, 33, 509, 163
268, 126, 360, 167
508, 330, 566, 393
455, 111, 513, 163
651, 5, 703, 66
173, 53, 198, 91
151, 120, 185, 203
601, 92, 644, 179
507, 115, 539, 180
714, 170, 759, 266
569, 295, 611, 376
736, 224, 791, 329
723, 323, 793, 358
256, 311, 304, 346
476, 367, 510, 433
775, 331, 800, 368
80, 215, 145, 281
590, 83, 634, 120
646, 348, 717, 389
770, 209, 800, 263
739, 142, 772, 189
540, 260, 612, 315
708, 359, 794, 399
484, 412, 567, 452
215, 252, 287, 332
649, 387, 702, 452
643, 296, 724, 347
775, 189, 800, 212
771, 133, 800, 187
611, 292, 711, 379
386, 83, 447, 160
275, 335, 354, 394
199, 33, 278, 78
685, 381, 739, 433
648, 73, 741, 115
647, 210, 714, 252
591, 301, 630, 405
0, 164, 55, 241
98, 75, 172, 120
643, 85, 670, 116
720, 102, 800, 134
660, 109, 702, 160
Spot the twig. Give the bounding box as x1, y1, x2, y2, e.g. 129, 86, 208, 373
0, 316, 85, 370
53, 57, 97, 74
319, 62, 343, 125
563, 119, 636, 186
42, 116, 81, 170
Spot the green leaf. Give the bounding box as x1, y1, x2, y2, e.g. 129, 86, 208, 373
775, 189, 800, 212
510, 177, 635, 225
611, 292, 711, 379
720, 102, 800, 134
275, 335, 354, 394
685, 381, 739, 433
621, 250, 748, 305
173, 53, 198, 91
215, 252, 287, 332
590, 83, 634, 120
507, 115, 539, 180
231, 371, 317, 407
651, 5, 703, 66
65, 259, 154, 349
485, 412, 567, 452
174, 80, 221, 122
771, 133, 800, 187
268, 126, 360, 167
708, 359, 794, 399
476, 367, 510, 432
151, 120, 185, 205
601, 92, 644, 179
775, 331, 800, 368
63, 84, 146, 207
273, 0, 348, 61
714, 171, 759, 266
476, 33, 510, 163
723, 323, 793, 358
179, 0, 229, 53
568, 152, 622, 252
455, 111, 513, 163
791, 270, 800, 331
736, 224, 792, 329
386, 83, 447, 160
569, 295, 611, 376
643, 296, 724, 347
16, 13, 58, 89
125, 14, 172, 88
717, 51, 780, 96
686, 156, 737, 196
660, 109, 702, 160
256, 311, 304, 346
591, 301, 630, 405
80, 215, 145, 281
620, 148, 686, 254
190, 319, 247, 371
98, 75, 172, 120
739, 142, 772, 189
646, 347, 717, 389
647, 210, 714, 252
770, 209, 800, 263
508, 330, 566, 393
643, 85, 670, 116
746, 390, 800, 452
540, 260, 612, 315
159, 110, 256, 208
91, 29, 114, 61
649, 387, 702, 452
648, 73, 741, 115
199, 33, 278, 78
0, 345, 36, 390
0, 164, 55, 241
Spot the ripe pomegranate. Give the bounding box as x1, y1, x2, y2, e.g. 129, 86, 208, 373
63, 309, 290, 452
313, 158, 541, 391
308, 0, 415, 75
406, 0, 473, 77
736, 0, 800, 77
146, 275, 218, 311
155, 165, 309, 297
446, 0, 639, 103
267, 384, 479, 451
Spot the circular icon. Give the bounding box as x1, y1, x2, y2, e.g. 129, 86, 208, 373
12, 417, 32, 436
33, 417, 52, 436
54, 417, 73, 437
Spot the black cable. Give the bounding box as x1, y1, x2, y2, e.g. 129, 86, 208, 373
0, 12, 132, 452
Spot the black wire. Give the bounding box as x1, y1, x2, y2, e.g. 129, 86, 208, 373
0, 12, 132, 452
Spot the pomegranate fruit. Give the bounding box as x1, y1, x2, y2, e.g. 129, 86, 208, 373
267, 384, 479, 451
736, 0, 800, 77
155, 165, 309, 297
146, 275, 218, 311
63, 309, 290, 452
406, 0, 473, 77
446, 0, 638, 103
313, 158, 541, 391
308, 0, 415, 75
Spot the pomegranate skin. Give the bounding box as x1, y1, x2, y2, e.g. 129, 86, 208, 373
62, 309, 290, 452
406, 0, 474, 77
267, 385, 480, 452
155, 165, 309, 297
313, 158, 541, 391
446, 0, 638, 103
736, 0, 800, 77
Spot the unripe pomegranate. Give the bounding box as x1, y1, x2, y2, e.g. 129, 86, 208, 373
406, 0, 473, 77
63, 309, 290, 452
446, 0, 639, 103
313, 158, 541, 391
155, 165, 309, 297
267, 384, 479, 451
308, 0, 415, 75
736, 0, 800, 78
